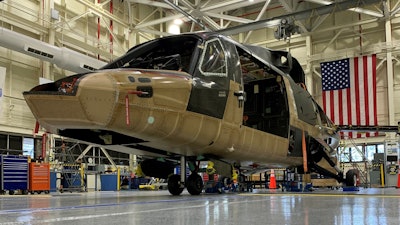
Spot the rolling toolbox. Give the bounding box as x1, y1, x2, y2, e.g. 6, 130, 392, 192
0, 155, 29, 195
29, 162, 50, 194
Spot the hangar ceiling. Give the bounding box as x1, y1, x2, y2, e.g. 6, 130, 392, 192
130, 0, 387, 37
0, 0, 396, 60
63, 0, 395, 56
1, 0, 399, 76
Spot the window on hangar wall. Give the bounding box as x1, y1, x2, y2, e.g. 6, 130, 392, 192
339, 143, 385, 162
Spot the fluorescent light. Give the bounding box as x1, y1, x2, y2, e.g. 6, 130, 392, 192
173, 19, 183, 25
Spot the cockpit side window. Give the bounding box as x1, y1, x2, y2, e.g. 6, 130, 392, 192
199, 39, 227, 77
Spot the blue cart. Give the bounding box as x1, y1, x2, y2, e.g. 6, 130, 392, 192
0, 155, 29, 195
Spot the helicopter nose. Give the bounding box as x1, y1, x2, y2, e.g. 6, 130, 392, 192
23, 73, 117, 132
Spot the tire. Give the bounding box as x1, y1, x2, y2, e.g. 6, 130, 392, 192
221, 177, 232, 187
168, 174, 184, 196
187, 174, 204, 195
345, 169, 358, 187
9, 190, 15, 195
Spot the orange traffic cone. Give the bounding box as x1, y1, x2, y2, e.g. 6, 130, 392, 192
396, 172, 400, 189
269, 169, 277, 189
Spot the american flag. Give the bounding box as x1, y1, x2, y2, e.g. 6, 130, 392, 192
321, 55, 377, 138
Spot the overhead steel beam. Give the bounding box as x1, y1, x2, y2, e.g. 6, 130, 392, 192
135, 14, 183, 29
219, 0, 382, 36
310, 14, 330, 32
201, 16, 221, 30
178, 0, 221, 30
244, 0, 272, 43
132, 0, 259, 30
199, 0, 264, 13
163, 0, 209, 30
279, 0, 309, 33
203, 12, 253, 24
128, 0, 260, 13
391, 4, 400, 17
127, 0, 174, 10
135, 7, 164, 27
304, 0, 383, 18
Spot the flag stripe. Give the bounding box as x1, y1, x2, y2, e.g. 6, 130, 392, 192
338, 90, 343, 125
372, 55, 378, 136
346, 88, 352, 138
354, 57, 361, 127
364, 56, 370, 137
322, 91, 326, 116
330, 91, 335, 123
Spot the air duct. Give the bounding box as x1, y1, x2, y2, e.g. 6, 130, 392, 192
0, 27, 106, 73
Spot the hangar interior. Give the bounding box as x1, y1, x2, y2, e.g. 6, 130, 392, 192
0, 0, 399, 191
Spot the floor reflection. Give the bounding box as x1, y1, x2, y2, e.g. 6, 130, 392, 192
0, 189, 399, 225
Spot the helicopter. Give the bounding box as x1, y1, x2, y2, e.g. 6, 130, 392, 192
24, 32, 366, 195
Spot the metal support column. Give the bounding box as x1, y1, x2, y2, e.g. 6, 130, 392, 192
305, 35, 313, 95
385, 1, 395, 126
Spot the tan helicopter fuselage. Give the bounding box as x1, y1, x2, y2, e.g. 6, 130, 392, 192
24, 68, 331, 169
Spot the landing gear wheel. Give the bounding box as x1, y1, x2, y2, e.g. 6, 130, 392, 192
221, 177, 232, 187
345, 169, 358, 187
168, 174, 184, 196
187, 174, 203, 195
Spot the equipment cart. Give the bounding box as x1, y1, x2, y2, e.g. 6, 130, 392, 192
60, 163, 85, 193
0, 155, 29, 195
29, 162, 50, 194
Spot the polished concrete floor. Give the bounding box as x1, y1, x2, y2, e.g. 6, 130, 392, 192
0, 188, 399, 225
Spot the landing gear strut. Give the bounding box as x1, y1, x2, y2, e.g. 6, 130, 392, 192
167, 156, 186, 195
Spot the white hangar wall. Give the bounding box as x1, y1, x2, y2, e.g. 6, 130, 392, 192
0, 0, 398, 141
0, 0, 158, 134
241, 2, 400, 133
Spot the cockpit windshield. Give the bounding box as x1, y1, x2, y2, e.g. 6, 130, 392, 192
101, 35, 200, 73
